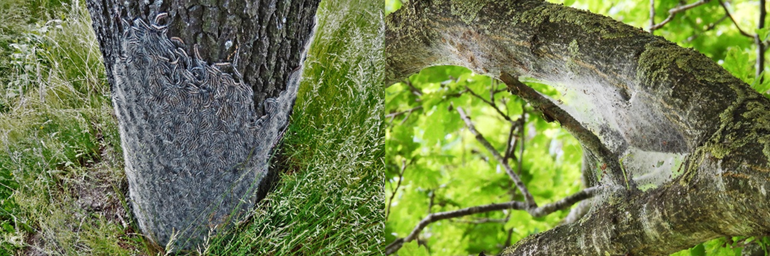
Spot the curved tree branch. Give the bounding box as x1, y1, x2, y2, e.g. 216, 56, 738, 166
649, 0, 711, 32
457, 106, 537, 208
500, 72, 626, 188
718, 0, 755, 38
387, 0, 770, 254
386, 186, 603, 255
386, 159, 408, 220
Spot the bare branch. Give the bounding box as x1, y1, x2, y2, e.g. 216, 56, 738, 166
686, 15, 728, 42
387, 106, 423, 125
406, 79, 423, 96
517, 104, 526, 180
528, 186, 603, 217
502, 120, 519, 162
718, 0, 755, 38
465, 86, 514, 123
457, 106, 537, 209
649, 0, 711, 31
500, 72, 626, 187
386, 106, 423, 119
385, 186, 603, 255
428, 189, 435, 214
452, 217, 509, 224
386, 160, 408, 220
757, 0, 766, 82
650, 0, 656, 33
385, 201, 526, 254
504, 228, 514, 248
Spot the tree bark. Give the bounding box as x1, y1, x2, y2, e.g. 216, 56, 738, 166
387, 0, 770, 254
86, 0, 319, 251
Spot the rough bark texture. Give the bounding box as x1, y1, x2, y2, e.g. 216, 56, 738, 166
86, 0, 319, 251
387, 0, 770, 254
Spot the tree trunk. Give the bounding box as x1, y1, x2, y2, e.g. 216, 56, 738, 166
86, 0, 319, 250
387, 0, 770, 254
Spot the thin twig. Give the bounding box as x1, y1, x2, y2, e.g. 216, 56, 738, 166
504, 228, 514, 247
757, 0, 766, 82
718, 0, 755, 38
502, 120, 520, 162
406, 79, 423, 96
452, 217, 509, 224
457, 107, 537, 209
649, 0, 711, 31
650, 0, 656, 33
385, 186, 603, 255
465, 86, 514, 123
686, 15, 728, 42
386, 160, 408, 220
517, 103, 526, 177
528, 186, 602, 217
386, 106, 423, 119
427, 189, 435, 214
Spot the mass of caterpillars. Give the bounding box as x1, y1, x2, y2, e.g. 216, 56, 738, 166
118, 13, 264, 175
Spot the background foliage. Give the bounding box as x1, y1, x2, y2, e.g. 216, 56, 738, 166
0, 0, 383, 254
385, 0, 770, 255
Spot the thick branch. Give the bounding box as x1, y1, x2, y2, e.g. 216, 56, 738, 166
387, 0, 745, 156
500, 73, 626, 187
387, 0, 770, 254
502, 160, 770, 255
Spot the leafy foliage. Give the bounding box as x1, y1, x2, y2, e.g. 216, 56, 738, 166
385, 0, 770, 255
386, 66, 582, 255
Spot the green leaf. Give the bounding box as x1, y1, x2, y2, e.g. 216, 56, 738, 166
757, 27, 770, 42
689, 243, 705, 256
722, 47, 752, 83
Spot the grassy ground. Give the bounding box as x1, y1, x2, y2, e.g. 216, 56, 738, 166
0, 0, 384, 254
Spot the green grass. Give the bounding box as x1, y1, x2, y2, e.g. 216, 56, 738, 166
0, 0, 384, 254
204, 0, 385, 254
0, 1, 145, 254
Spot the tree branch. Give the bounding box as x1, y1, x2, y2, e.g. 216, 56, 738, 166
386, 160, 408, 220
517, 103, 526, 183
385, 186, 603, 255
718, 0, 755, 38
457, 106, 537, 208
649, 0, 711, 31
452, 217, 509, 224
499, 73, 626, 187
387, 0, 770, 253
649, 0, 656, 33
757, 0, 766, 82
686, 15, 728, 42
386, 106, 423, 125
465, 86, 514, 123
502, 118, 522, 162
